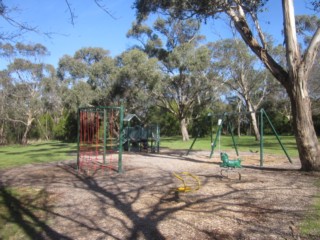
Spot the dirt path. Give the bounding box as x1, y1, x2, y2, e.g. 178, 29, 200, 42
0, 150, 319, 239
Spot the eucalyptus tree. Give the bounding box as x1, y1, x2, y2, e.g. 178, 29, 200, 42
1, 43, 53, 144
57, 47, 116, 109
210, 39, 277, 140
115, 48, 161, 117
38, 64, 66, 140
134, 0, 320, 170
128, 17, 217, 141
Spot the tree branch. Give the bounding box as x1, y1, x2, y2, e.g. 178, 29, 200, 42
282, 0, 300, 75
226, 5, 289, 86
301, 27, 320, 77
0, 117, 27, 126
249, 10, 267, 49
93, 0, 117, 20
64, 0, 76, 26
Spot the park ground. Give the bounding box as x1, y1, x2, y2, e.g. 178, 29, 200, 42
0, 149, 320, 239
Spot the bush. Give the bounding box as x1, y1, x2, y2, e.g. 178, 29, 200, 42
53, 111, 77, 142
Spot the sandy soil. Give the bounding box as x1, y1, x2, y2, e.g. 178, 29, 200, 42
0, 149, 319, 240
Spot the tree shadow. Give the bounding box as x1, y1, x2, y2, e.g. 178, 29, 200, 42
54, 163, 301, 239
1, 157, 317, 239
0, 187, 72, 240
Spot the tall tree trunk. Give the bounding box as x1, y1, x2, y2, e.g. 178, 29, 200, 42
287, 76, 320, 171
21, 118, 33, 145
180, 118, 190, 141
249, 111, 260, 141
282, 0, 320, 171
237, 116, 241, 137
0, 122, 6, 145
246, 100, 260, 141
237, 102, 241, 137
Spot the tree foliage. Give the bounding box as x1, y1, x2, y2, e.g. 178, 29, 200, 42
128, 16, 217, 141
0, 43, 55, 144
210, 38, 278, 140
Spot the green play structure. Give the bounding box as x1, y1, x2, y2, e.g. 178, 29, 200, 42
187, 108, 292, 167
77, 105, 160, 175
123, 114, 160, 153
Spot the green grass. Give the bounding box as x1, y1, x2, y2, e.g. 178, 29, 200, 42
0, 141, 77, 169
0, 187, 55, 240
160, 135, 299, 157
0, 136, 300, 169
300, 180, 320, 239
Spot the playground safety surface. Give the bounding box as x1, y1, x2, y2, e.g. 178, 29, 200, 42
1, 149, 319, 240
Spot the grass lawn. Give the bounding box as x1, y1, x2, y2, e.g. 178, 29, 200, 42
0, 141, 77, 169
0, 136, 299, 170
160, 135, 299, 157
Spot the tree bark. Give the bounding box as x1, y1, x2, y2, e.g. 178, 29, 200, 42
180, 118, 190, 141
249, 111, 260, 141
21, 118, 33, 145
282, 0, 320, 171
286, 75, 320, 171
0, 122, 6, 145
246, 100, 260, 141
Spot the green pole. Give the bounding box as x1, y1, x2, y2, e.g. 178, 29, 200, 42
103, 109, 107, 165
260, 109, 264, 167
128, 121, 131, 152
209, 113, 213, 143
262, 109, 292, 163
186, 130, 199, 155
118, 102, 124, 173
77, 108, 80, 171
228, 122, 239, 156
157, 124, 160, 153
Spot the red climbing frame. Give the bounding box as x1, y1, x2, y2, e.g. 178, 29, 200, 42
77, 107, 123, 174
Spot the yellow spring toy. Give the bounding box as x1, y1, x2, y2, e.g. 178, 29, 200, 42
172, 172, 201, 193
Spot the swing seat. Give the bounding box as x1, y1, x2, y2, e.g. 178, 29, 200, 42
220, 152, 242, 168
176, 186, 192, 193
172, 172, 201, 193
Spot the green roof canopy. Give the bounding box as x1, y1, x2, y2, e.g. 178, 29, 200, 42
123, 114, 141, 122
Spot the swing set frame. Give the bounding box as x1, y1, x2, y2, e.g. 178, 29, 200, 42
187, 108, 292, 167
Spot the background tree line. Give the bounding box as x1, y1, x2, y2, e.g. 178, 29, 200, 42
1, 37, 317, 145
0, 6, 319, 147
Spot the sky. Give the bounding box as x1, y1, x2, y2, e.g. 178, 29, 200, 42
0, 0, 318, 70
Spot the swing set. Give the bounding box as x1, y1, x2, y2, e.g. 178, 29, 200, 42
187, 108, 292, 167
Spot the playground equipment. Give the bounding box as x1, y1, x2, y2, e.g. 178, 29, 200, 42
187, 108, 292, 167
220, 152, 242, 180
172, 172, 201, 193
123, 114, 160, 153
220, 152, 242, 168
77, 105, 124, 174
